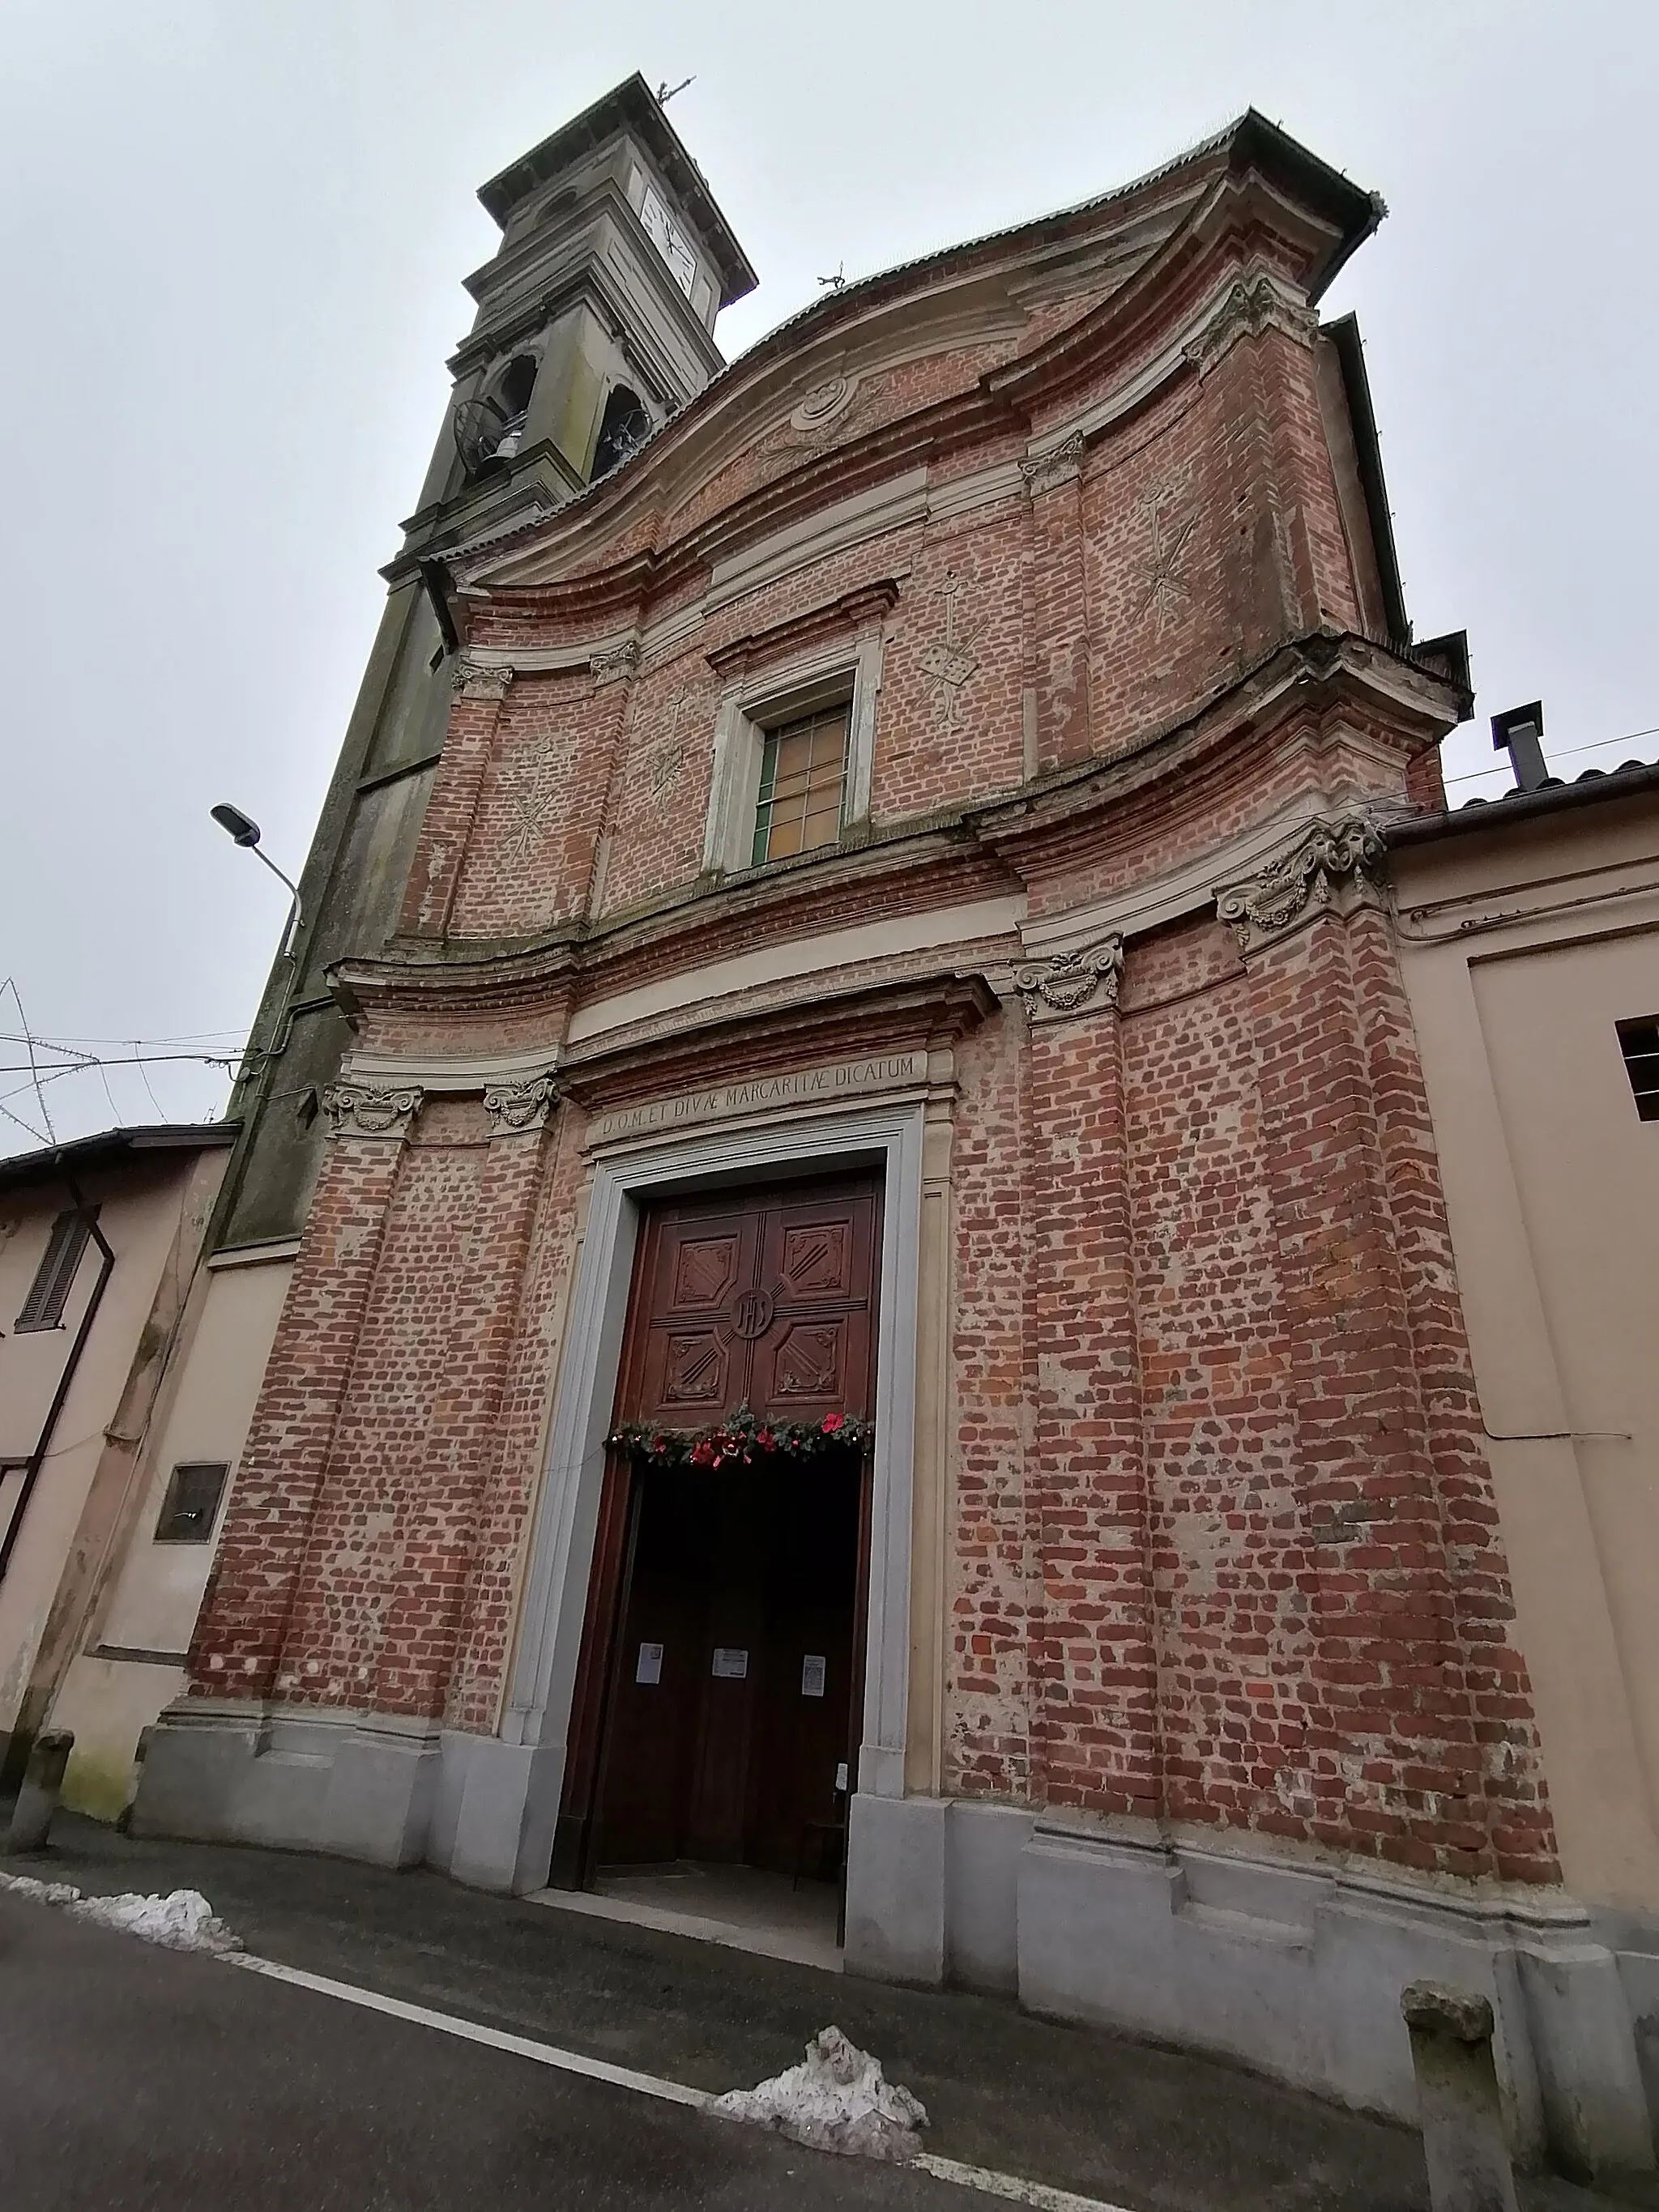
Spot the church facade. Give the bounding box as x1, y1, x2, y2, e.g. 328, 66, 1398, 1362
133, 79, 1651, 2170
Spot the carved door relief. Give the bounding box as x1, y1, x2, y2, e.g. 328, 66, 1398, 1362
552, 1175, 881, 1894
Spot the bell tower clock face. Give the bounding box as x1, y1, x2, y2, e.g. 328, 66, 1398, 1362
640, 182, 697, 300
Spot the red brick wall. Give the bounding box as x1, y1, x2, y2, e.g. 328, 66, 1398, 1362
936, 910, 1555, 1882
183, 158, 1554, 1891
404, 325, 1404, 952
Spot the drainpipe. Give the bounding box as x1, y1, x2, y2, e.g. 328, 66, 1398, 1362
0, 1170, 117, 1589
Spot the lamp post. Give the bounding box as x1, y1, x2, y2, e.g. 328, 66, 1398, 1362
211, 803, 304, 959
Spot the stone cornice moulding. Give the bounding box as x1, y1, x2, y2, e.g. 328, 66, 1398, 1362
1013, 934, 1125, 1021
342, 1047, 560, 1098
565, 897, 1022, 1051
483, 1073, 560, 1134
1017, 260, 1317, 469
1014, 786, 1390, 967
971, 632, 1458, 863
705, 579, 902, 680
557, 968, 1000, 1115
1213, 815, 1386, 954
322, 1081, 424, 1142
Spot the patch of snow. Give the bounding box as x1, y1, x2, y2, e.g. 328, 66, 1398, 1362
0, 1870, 82, 1908
71, 1886, 240, 1953
713, 2026, 928, 2162
0, 1869, 240, 1954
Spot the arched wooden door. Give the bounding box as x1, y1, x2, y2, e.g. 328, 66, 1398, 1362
550, 1174, 881, 1890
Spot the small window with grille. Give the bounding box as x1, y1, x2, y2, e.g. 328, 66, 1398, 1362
750, 705, 851, 866
154, 1462, 229, 1545
15, 1207, 96, 1333
1617, 1017, 1659, 1122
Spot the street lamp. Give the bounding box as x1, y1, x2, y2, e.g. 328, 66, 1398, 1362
211, 803, 304, 958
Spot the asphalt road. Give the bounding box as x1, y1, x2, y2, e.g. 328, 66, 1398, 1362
0, 1895, 975, 2212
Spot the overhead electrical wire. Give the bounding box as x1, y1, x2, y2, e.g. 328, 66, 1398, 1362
1444, 723, 1659, 788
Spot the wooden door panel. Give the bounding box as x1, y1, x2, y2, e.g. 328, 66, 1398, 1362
655, 1329, 731, 1412
669, 1231, 743, 1310
778, 1219, 855, 1299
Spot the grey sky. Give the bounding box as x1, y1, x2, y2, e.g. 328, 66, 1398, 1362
2, 1, 1653, 1155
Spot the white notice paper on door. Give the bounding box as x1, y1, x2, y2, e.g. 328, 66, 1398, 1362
800, 1653, 827, 1698
712, 1647, 748, 1680
635, 1642, 663, 1686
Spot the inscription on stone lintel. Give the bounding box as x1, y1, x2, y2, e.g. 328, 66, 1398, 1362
586, 1051, 929, 1147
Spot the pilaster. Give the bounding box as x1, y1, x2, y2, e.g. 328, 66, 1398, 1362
1017, 936, 1158, 1819
1021, 437, 1092, 769
398, 656, 514, 938
184, 1084, 423, 1698
369, 1078, 559, 1720
1217, 820, 1519, 1877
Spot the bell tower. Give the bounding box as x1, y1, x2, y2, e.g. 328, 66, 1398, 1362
210, 78, 754, 1251
412, 74, 757, 534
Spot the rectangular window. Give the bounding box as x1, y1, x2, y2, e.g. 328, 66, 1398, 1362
750, 705, 851, 866
15, 1207, 96, 1333
1617, 1016, 1659, 1122
154, 1462, 229, 1545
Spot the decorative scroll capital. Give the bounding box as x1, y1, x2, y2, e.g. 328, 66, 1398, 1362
1013, 933, 1125, 1021
589, 639, 642, 687
1213, 817, 1385, 954
483, 1074, 559, 1136
1018, 431, 1085, 497
1183, 271, 1319, 378
322, 1082, 423, 1142
450, 654, 514, 700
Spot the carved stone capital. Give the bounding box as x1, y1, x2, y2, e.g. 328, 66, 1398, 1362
589, 639, 642, 687
1013, 934, 1125, 1021
450, 654, 514, 700
322, 1082, 423, 1142
483, 1074, 558, 1136
1018, 431, 1085, 497
1183, 271, 1319, 378
1213, 817, 1384, 954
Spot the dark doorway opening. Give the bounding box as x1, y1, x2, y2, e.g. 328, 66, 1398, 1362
597, 1453, 862, 1875
549, 1174, 880, 1950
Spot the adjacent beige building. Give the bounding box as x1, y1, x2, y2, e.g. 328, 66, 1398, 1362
0, 1123, 238, 1816
1389, 760, 1659, 1933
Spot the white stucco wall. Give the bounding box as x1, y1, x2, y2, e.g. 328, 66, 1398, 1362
1393, 792, 1659, 1914
0, 1164, 196, 1739
52, 1247, 294, 1818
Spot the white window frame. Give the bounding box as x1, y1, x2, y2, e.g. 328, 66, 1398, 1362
701, 629, 885, 876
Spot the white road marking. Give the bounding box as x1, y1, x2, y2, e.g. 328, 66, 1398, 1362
225, 1951, 713, 2108
228, 1950, 1136, 2212
915, 2153, 1137, 2212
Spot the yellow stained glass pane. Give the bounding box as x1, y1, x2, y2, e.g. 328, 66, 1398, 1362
757, 705, 849, 862
774, 728, 814, 780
